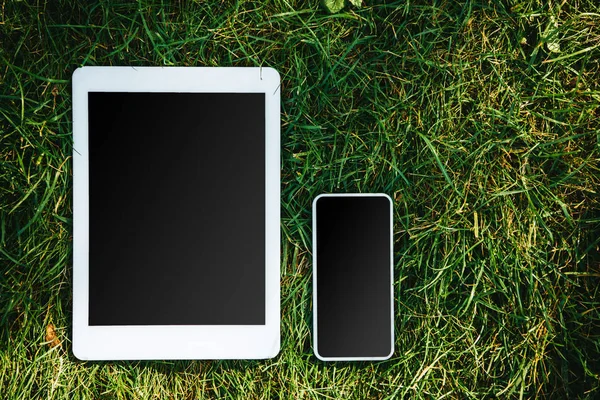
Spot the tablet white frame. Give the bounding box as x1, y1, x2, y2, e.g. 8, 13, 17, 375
312, 193, 394, 361
72, 67, 280, 360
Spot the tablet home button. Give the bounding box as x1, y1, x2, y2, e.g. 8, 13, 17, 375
187, 341, 216, 350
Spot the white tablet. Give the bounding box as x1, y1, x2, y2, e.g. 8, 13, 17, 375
72, 67, 280, 360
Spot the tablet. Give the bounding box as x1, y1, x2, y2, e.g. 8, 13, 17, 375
72, 67, 280, 360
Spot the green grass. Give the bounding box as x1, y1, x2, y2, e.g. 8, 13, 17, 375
1, 0, 599, 398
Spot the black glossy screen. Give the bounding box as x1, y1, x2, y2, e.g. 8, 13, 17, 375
315, 196, 392, 357
88, 92, 265, 325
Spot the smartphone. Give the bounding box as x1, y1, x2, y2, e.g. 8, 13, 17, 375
312, 193, 394, 361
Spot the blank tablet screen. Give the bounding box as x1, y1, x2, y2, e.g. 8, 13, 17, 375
88, 92, 265, 326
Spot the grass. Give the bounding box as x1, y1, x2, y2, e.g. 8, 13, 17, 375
1, 0, 599, 398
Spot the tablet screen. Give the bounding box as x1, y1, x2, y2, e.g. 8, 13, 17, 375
88, 92, 265, 326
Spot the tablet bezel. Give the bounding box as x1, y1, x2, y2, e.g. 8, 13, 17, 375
72, 66, 280, 360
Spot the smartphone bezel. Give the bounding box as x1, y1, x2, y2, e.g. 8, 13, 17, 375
312, 193, 394, 361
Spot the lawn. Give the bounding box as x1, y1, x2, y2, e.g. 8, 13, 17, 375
1, 0, 599, 398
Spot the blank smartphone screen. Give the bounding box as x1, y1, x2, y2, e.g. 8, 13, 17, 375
88, 92, 265, 326
314, 195, 393, 358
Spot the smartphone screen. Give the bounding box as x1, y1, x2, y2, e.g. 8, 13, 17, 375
313, 194, 394, 360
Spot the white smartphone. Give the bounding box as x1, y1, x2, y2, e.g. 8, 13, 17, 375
312, 193, 394, 361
